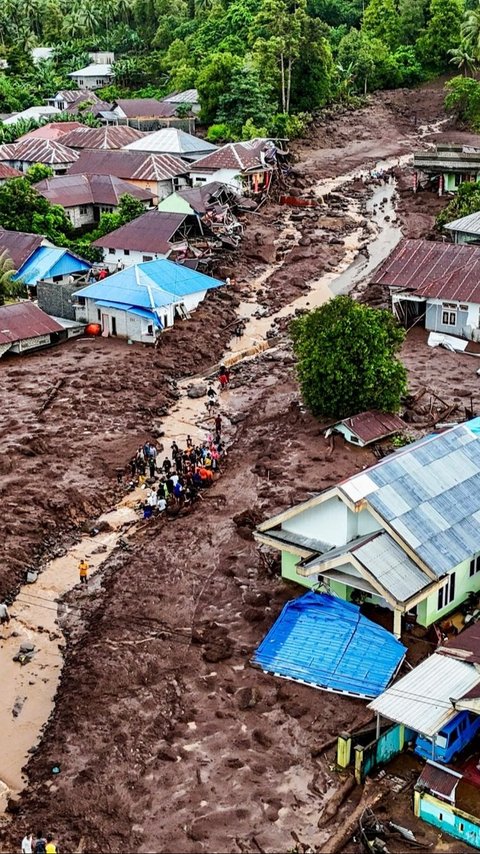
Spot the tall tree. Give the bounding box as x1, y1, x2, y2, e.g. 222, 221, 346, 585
253, 0, 309, 114
0, 248, 17, 306
290, 296, 407, 418
416, 0, 465, 72
362, 0, 400, 51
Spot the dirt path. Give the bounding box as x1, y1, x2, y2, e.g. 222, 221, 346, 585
0, 83, 472, 853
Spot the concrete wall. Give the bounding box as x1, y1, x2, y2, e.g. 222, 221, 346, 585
72, 75, 112, 90
37, 281, 79, 320
414, 790, 480, 849
66, 205, 96, 229
190, 168, 243, 193
101, 247, 169, 268
444, 172, 480, 193
77, 299, 176, 341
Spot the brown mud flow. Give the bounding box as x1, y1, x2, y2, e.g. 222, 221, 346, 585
0, 84, 473, 853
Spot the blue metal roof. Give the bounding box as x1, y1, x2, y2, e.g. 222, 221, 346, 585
252, 592, 405, 699
74, 258, 223, 310
340, 419, 480, 577
16, 246, 89, 286
94, 299, 162, 326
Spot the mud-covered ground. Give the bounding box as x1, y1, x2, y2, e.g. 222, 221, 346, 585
2, 81, 479, 853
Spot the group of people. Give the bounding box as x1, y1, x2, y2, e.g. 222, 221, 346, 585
21, 831, 58, 854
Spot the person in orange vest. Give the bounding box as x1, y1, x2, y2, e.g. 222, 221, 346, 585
78, 558, 89, 586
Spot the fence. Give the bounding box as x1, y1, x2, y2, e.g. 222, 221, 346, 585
337, 723, 410, 784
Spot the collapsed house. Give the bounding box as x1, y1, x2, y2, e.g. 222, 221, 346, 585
190, 138, 288, 196
413, 144, 480, 195
91, 209, 205, 267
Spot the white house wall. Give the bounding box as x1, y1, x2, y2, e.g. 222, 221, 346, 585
282, 496, 349, 547
102, 247, 169, 268
190, 168, 243, 193
67, 205, 96, 229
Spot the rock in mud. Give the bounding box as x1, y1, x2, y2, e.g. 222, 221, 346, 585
236, 686, 261, 710
12, 696, 26, 717
19, 641, 35, 653
187, 384, 207, 399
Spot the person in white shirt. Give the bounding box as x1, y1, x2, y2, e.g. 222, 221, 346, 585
0, 601, 10, 626
21, 833, 33, 854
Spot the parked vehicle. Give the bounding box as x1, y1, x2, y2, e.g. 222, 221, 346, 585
415, 711, 480, 764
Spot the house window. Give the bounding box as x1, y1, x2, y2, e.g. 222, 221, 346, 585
143, 255, 153, 262
469, 554, 480, 576
438, 572, 456, 611
108, 248, 115, 254
147, 324, 154, 335
460, 304, 469, 310
79, 206, 88, 215
460, 823, 465, 832
97, 309, 101, 321
77, 297, 85, 306
124, 249, 130, 256
442, 302, 457, 325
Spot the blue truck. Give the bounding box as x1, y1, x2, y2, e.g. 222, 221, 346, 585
415, 711, 480, 764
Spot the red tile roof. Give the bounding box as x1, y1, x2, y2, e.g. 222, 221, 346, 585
339, 411, 406, 444
59, 126, 145, 150
17, 122, 84, 142
193, 139, 271, 173
68, 150, 189, 181
35, 173, 154, 208
0, 138, 78, 166
0, 163, 22, 179
113, 98, 176, 119
0, 227, 44, 269
92, 210, 187, 252
372, 238, 480, 304
0, 302, 63, 345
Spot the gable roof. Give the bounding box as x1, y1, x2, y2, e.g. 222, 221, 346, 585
16, 246, 90, 285
0, 227, 45, 269
92, 210, 186, 252
59, 125, 145, 150
68, 149, 189, 181
69, 63, 112, 78
18, 122, 84, 142
35, 173, 154, 207
53, 89, 102, 104
0, 138, 78, 166
2, 106, 60, 125
113, 98, 175, 119
124, 127, 216, 156
0, 302, 63, 345
193, 139, 273, 173
74, 258, 223, 309
444, 211, 480, 237
339, 418, 480, 577
369, 652, 480, 736
336, 411, 406, 445
372, 238, 480, 304
157, 182, 226, 215
0, 163, 22, 179
163, 88, 199, 104
253, 592, 405, 699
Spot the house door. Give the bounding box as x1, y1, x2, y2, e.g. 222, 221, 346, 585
111, 316, 117, 336
101, 313, 110, 337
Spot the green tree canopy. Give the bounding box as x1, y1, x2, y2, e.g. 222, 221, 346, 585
0, 178, 71, 243
25, 163, 54, 183
362, 0, 400, 51
437, 178, 480, 227
0, 248, 17, 306
290, 296, 407, 418
416, 0, 465, 73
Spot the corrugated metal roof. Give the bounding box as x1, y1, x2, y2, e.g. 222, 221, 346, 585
163, 89, 199, 104
69, 150, 189, 182
252, 592, 405, 699
372, 238, 480, 304
438, 623, 480, 665
339, 419, 480, 577
18, 122, 83, 142
16, 246, 89, 285
368, 653, 480, 735
0, 227, 44, 269
113, 98, 175, 119
74, 258, 223, 309
338, 411, 406, 444
193, 139, 273, 173
0, 163, 22, 179
352, 532, 431, 602
0, 138, 78, 166
92, 210, 186, 252
157, 182, 226, 215
35, 173, 154, 208
69, 63, 112, 77
445, 211, 480, 237
0, 302, 63, 345
417, 761, 462, 798
59, 126, 144, 150
124, 127, 216, 156
264, 528, 333, 553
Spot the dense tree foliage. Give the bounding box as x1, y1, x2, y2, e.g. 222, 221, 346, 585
437, 179, 480, 227
290, 297, 407, 418
0, 178, 72, 243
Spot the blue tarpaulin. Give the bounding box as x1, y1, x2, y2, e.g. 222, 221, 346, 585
252, 592, 405, 699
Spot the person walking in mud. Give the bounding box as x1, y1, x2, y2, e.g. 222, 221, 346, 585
78, 558, 89, 587
0, 600, 10, 628
21, 832, 33, 854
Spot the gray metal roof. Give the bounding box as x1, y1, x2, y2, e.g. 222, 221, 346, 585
445, 211, 480, 236
264, 528, 333, 553
340, 419, 480, 577
369, 653, 480, 736
352, 533, 431, 602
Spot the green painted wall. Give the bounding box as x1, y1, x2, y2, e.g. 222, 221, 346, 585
421, 558, 480, 626
281, 551, 317, 589
443, 172, 480, 192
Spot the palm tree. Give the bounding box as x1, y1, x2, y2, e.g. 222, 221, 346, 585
449, 42, 477, 77
77, 1, 100, 35
462, 7, 480, 58
0, 250, 18, 306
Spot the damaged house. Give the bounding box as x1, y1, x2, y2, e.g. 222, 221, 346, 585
189, 138, 284, 195
91, 209, 204, 267
255, 418, 480, 637
372, 238, 480, 342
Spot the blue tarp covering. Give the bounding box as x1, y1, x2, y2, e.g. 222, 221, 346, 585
94, 300, 163, 327
16, 246, 89, 285
252, 592, 406, 699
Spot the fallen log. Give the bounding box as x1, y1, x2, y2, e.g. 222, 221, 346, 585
321, 778, 389, 854
36, 378, 64, 417
317, 775, 356, 827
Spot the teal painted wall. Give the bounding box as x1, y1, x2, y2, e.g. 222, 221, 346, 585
418, 793, 480, 849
